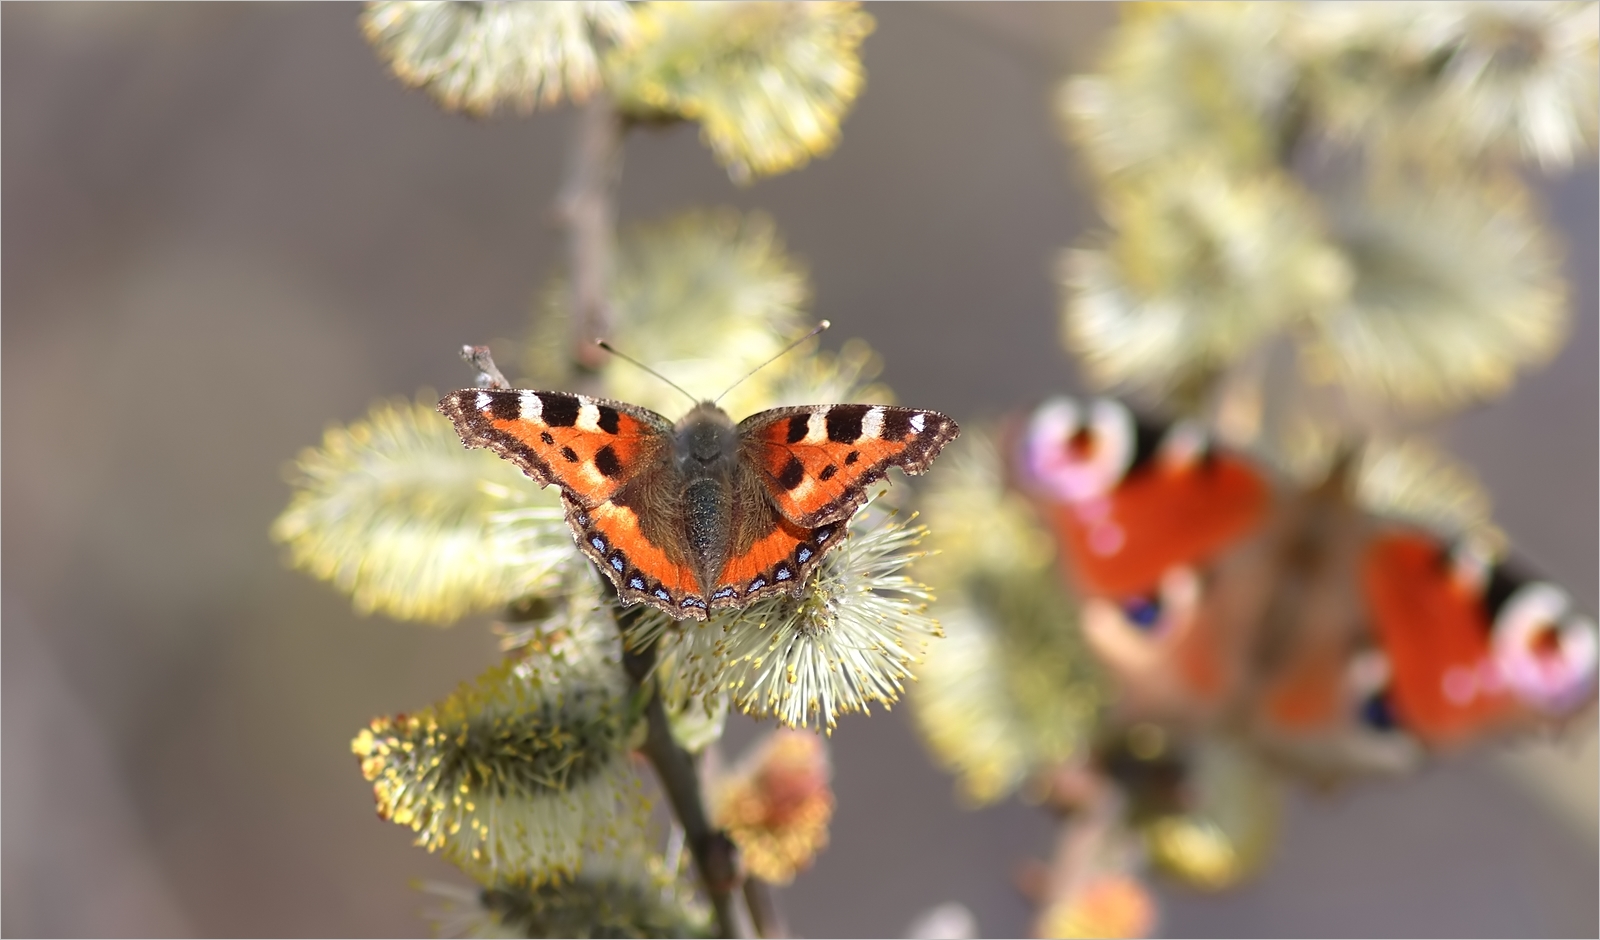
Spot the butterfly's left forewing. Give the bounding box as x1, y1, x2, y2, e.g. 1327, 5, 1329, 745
439, 389, 671, 506
739, 404, 959, 527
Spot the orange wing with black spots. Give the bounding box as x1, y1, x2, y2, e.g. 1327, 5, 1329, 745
565, 484, 848, 620
1015, 397, 1269, 597
738, 404, 960, 527
564, 493, 713, 616
439, 389, 671, 506
710, 493, 847, 610
1362, 532, 1599, 747
1038, 454, 1268, 597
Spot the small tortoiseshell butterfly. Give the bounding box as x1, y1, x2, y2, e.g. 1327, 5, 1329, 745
1014, 396, 1596, 774
440, 389, 958, 620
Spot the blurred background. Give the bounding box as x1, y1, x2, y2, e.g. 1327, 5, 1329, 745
4, 4, 1595, 937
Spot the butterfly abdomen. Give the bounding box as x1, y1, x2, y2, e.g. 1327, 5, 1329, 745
683, 478, 732, 577
672, 404, 742, 589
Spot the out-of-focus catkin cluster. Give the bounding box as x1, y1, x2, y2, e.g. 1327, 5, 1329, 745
713, 730, 835, 884
1037, 874, 1157, 940
524, 208, 892, 418
350, 653, 638, 879
910, 432, 1106, 806
1058, 1, 1594, 425
362, 0, 873, 182
360, 2, 636, 116
426, 855, 711, 938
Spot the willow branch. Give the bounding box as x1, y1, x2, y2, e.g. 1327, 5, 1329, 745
1275, 83, 1311, 169
616, 609, 742, 939
556, 94, 624, 374
460, 345, 511, 390
743, 877, 787, 939
1025, 764, 1122, 938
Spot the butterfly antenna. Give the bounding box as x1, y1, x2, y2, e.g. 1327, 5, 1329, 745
594, 339, 700, 406
712, 320, 831, 405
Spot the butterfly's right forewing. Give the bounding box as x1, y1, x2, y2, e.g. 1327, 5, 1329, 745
739, 403, 959, 528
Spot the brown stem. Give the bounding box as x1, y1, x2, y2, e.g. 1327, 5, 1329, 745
1275, 83, 1311, 170
556, 94, 624, 374
460, 345, 511, 390
1028, 764, 1122, 939
617, 610, 743, 939
743, 877, 787, 939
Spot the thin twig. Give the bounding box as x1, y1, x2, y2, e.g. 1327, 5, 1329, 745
556, 94, 624, 374
617, 609, 743, 939
460, 345, 511, 390
743, 877, 788, 939
1027, 764, 1123, 938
